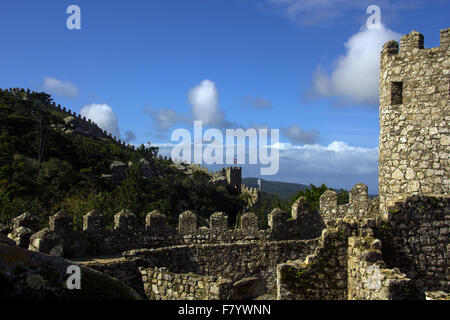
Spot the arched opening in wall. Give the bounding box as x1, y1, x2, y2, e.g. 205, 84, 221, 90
391, 81, 403, 105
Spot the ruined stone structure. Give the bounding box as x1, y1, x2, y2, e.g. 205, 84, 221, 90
378, 28, 450, 216
2, 28, 449, 300
25, 206, 324, 259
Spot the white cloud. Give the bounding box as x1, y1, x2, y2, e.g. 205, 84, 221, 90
188, 79, 226, 126
273, 141, 378, 192
42, 76, 78, 99
265, 0, 357, 25
242, 96, 273, 109
282, 124, 319, 144
262, 0, 420, 26
145, 80, 239, 133
80, 104, 120, 136
124, 130, 136, 143
309, 24, 401, 105
145, 107, 188, 132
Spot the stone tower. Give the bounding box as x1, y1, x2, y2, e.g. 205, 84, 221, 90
378, 28, 449, 216
226, 167, 242, 191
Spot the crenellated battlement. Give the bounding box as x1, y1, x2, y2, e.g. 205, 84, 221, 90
381, 28, 450, 58
26, 198, 329, 258
319, 183, 380, 224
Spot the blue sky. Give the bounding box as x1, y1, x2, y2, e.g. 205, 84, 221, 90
1, 0, 449, 193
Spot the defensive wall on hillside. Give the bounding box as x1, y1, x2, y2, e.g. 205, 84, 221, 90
1, 87, 136, 150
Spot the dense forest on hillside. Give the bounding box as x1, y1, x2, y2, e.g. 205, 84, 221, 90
0, 90, 246, 229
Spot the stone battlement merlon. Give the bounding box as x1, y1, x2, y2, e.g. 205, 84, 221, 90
381, 28, 450, 58
400, 30, 424, 53
319, 183, 379, 224
440, 27, 450, 50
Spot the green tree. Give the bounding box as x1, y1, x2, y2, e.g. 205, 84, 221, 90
287, 184, 349, 213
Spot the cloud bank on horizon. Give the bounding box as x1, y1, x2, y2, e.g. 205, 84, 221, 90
153, 139, 378, 193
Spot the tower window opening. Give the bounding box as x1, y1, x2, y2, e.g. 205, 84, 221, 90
391, 81, 403, 105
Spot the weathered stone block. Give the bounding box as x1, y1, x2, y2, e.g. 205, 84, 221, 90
291, 197, 308, 220
210, 212, 228, 233
114, 209, 137, 231
7, 226, 34, 248
49, 210, 73, 234
268, 208, 289, 239
179, 210, 197, 235
83, 210, 106, 232
146, 210, 167, 235
240, 212, 258, 231
12, 212, 40, 232
320, 190, 338, 216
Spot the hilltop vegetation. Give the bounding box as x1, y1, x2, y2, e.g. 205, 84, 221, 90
249, 184, 349, 227
0, 90, 246, 229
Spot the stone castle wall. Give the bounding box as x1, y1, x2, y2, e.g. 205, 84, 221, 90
376, 195, 450, 295
277, 218, 414, 300
241, 184, 259, 206
26, 204, 326, 258
347, 235, 412, 300
139, 267, 233, 300
277, 219, 358, 300
226, 166, 242, 190
76, 256, 145, 297
378, 28, 450, 216
277, 194, 449, 300
21, 182, 376, 260
123, 239, 318, 296
319, 183, 380, 224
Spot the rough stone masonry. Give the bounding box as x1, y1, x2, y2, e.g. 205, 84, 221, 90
378, 28, 449, 216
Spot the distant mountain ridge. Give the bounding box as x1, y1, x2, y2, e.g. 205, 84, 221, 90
242, 178, 308, 200
242, 178, 378, 200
